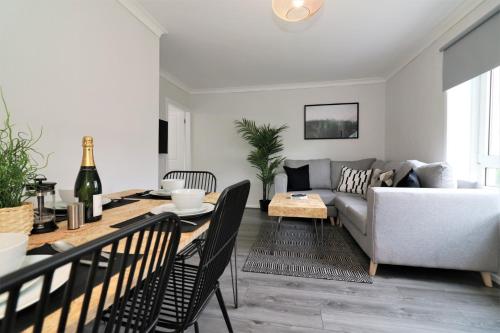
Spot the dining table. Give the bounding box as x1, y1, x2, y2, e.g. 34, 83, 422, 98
23, 189, 219, 332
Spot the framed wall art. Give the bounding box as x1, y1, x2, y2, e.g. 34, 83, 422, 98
304, 103, 359, 139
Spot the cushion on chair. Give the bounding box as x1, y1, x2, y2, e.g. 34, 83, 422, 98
285, 159, 331, 189
288, 189, 336, 206
330, 158, 375, 189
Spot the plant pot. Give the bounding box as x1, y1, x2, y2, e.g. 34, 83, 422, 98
0, 202, 33, 235
259, 199, 271, 212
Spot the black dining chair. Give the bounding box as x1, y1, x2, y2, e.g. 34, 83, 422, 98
164, 170, 241, 308
155, 180, 250, 332
163, 171, 217, 194
0, 213, 181, 333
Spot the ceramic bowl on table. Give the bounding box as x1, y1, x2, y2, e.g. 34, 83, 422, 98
171, 189, 205, 210
0, 233, 28, 277
161, 179, 185, 193
58, 189, 76, 204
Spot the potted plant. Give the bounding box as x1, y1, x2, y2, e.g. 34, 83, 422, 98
0, 88, 46, 234
235, 118, 287, 212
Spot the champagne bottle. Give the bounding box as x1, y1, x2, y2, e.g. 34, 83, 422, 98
74, 136, 102, 222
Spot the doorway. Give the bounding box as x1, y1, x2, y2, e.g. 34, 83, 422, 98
158, 101, 191, 185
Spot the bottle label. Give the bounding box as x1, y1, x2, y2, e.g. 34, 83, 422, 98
93, 194, 102, 217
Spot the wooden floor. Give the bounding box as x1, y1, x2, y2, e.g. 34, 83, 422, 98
191, 208, 500, 333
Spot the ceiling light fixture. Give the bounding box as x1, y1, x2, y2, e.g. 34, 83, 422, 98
272, 0, 324, 22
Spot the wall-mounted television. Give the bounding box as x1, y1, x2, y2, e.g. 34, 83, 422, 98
159, 119, 168, 154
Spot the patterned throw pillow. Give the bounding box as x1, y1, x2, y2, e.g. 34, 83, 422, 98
363, 169, 395, 199
336, 166, 373, 196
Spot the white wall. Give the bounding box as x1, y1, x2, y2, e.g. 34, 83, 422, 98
0, 0, 160, 193
386, 0, 500, 162
191, 83, 386, 206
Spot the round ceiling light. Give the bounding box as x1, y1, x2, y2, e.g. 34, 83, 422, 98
272, 0, 324, 22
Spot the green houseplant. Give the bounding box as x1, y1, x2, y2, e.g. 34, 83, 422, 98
0, 88, 46, 234
235, 118, 287, 211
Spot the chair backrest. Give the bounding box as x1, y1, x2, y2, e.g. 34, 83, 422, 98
186, 180, 250, 323
163, 171, 217, 193
0, 213, 181, 333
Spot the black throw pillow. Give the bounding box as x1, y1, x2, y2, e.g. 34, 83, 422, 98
396, 168, 421, 188
284, 165, 311, 191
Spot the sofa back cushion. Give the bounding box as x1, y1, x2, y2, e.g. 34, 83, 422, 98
330, 158, 375, 189
414, 162, 458, 188
285, 159, 331, 189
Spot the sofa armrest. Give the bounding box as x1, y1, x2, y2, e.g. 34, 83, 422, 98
274, 173, 288, 194
368, 187, 500, 272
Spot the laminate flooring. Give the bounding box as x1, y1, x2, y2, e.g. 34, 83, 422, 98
192, 208, 500, 333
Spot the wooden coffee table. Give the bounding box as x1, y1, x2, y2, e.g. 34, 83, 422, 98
268, 193, 328, 240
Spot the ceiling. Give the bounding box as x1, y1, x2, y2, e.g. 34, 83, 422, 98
139, 0, 472, 91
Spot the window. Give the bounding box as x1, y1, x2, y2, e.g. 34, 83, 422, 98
446, 66, 500, 187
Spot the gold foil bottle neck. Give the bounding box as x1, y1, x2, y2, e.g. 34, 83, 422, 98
82, 136, 94, 147
81, 136, 96, 167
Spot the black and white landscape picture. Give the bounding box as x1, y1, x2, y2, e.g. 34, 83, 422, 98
304, 103, 359, 139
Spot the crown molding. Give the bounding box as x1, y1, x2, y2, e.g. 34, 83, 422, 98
116, 0, 167, 38
190, 77, 386, 95
385, 0, 485, 80
160, 71, 192, 94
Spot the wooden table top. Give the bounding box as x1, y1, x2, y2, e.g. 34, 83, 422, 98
25, 189, 219, 332
268, 193, 327, 219
28, 189, 219, 251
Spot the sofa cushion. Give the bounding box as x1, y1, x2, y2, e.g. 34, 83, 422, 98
288, 189, 336, 206
415, 162, 458, 188
285, 159, 331, 189
334, 193, 368, 234
370, 160, 411, 186
330, 158, 375, 189
363, 169, 395, 199
396, 168, 420, 187
284, 165, 311, 191
336, 166, 373, 196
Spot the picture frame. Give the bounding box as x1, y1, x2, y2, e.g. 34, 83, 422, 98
304, 103, 359, 140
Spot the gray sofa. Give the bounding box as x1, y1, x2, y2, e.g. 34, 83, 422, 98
274, 158, 500, 287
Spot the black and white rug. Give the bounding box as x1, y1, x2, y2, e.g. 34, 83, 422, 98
242, 220, 372, 284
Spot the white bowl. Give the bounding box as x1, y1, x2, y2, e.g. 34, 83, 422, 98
0, 233, 28, 277
161, 179, 185, 193
58, 189, 76, 203
171, 189, 205, 210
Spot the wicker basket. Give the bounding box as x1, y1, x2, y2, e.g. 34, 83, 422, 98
0, 202, 33, 235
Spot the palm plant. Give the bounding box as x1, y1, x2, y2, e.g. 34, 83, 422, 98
235, 118, 287, 209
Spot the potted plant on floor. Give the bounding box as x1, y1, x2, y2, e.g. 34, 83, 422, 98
0, 88, 47, 234
235, 118, 287, 212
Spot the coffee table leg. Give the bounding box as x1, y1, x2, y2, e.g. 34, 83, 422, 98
277, 216, 282, 231
314, 219, 318, 241
321, 219, 324, 243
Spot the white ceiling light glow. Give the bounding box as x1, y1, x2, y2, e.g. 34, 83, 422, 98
272, 0, 324, 22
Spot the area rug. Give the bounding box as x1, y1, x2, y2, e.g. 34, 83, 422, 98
242, 220, 372, 283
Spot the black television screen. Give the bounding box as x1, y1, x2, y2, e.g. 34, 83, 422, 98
159, 119, 168, 154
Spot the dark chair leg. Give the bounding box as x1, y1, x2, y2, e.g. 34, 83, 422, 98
229, 240, 238, 308
194, 321, 200, 333
215, 286, 233, 333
